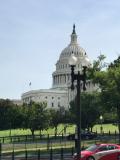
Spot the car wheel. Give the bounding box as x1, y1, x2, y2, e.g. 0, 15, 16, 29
86, 156, 95, 160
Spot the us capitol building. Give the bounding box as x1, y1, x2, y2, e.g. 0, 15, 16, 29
21, 25, 98, 110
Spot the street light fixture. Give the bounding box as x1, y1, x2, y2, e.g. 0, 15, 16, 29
69, 53, 90, 159
100, 115, 103, 135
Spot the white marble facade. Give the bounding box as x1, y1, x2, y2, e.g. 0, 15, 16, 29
21, 25, 98, 109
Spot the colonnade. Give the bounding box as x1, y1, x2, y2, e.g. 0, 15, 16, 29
53, 74, 71, 85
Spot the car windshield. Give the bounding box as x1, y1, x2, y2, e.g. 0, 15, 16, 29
86, 144, 99, 151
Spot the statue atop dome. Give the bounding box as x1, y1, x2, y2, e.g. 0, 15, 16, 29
72, 24, 76, 34
70, 24, 77, 45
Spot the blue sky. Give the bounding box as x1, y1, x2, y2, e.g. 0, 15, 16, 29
0, 0, 120, 99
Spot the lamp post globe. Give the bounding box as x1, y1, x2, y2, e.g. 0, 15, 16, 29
69, 53, 77, 66
82, 54, 91, 68
100, 115, 103, 121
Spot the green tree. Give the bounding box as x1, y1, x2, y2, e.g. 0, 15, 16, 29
88, 54, 106, 79
49, 108, 63, 135
22, 102, 51, 136
0, 99, 16, 130
94, 56, 120, 142
81, 92, 102, 131
7, 105, 23, 131
69, 92, 102, 131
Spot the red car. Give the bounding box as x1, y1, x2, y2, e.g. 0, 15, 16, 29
73, 143, 120, 160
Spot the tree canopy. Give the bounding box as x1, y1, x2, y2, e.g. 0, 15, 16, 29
69, 92, 102, 131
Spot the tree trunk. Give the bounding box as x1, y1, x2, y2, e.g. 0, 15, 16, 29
90, 127, 93, 132
40, 130, 42, 137
31, 129, 35, 137
55, 126, 57, 136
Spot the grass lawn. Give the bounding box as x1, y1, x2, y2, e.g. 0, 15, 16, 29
0, 123, 118, 137
93, 123, 118, 133
0, 124, 76, 137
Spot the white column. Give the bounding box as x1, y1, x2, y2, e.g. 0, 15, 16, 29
58, 76, 59, 84
60, 75, 61, 84
65, 75, 66, 83
55, 76, 57, 84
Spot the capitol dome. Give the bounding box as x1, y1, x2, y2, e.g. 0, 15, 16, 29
60, 44, 86, 59
60, 24, 86, 60
52, 25, 90, 89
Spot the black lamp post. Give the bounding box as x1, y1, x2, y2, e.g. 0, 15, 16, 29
117, 106, 120, 144
69, 53, 90, 159
100, 115, 103, 135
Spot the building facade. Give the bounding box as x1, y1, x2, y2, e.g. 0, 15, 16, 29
21, 25, 98, 109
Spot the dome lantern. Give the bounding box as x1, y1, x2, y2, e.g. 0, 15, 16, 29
70, 24, 78, 45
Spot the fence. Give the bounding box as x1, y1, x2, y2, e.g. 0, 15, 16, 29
0, 133, 65, 144
0, 143, 74, 160
0, 131, 119, 144
0, 131, 120, 159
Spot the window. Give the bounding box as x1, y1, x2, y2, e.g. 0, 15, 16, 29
108, 145, 117, 150
58, 102, 60, 107
52, 103, 54, 107
99, 146, 108, 151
